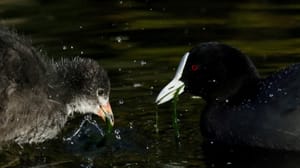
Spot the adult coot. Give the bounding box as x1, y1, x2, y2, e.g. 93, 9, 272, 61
0, 28, 114, 144
156, 42, 300, 151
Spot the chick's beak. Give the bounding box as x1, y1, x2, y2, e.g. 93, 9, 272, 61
98, 102, 114, 126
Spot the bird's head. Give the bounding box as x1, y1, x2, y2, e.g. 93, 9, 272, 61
156, 42, 259, 104
56, 57, 114, 126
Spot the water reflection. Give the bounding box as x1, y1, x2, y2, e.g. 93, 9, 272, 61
203, 144, 300, 168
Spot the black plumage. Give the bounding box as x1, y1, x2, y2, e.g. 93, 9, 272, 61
157, 42, 300, 151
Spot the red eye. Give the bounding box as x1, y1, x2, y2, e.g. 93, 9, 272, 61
191, 65, 199, 71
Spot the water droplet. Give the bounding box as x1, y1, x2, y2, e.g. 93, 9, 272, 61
212, 79, 216, 83
118, 99, 124, 105
114, 129, 121, 140
116, 134, 121, 140
116, 36, 122, 43
80, 51, 84, 55
118, 68, 122, 72
79, 25, 83, 29
210, 141, 214, 144
277, 88, 282, 92
225, 99, 229, 103
62, 45, 67, 50
133, 83, 142, 88
140, 60, 147, 66
202, 27, 206, 31
114, 129, 120, 134
226, 162, 232, 165
129, 122, 133, 129
269, 94, 274, 98
150, 86, 154, 90
70, 45, 74, 49
119, 0, 123, 4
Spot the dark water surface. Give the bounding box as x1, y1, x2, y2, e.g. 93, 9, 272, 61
2, 0, 300, 167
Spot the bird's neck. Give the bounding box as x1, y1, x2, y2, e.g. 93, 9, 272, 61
66, 97, 99, 116
207, 76, 260, 105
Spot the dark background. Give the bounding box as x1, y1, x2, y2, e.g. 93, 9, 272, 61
1, 0, 300, 167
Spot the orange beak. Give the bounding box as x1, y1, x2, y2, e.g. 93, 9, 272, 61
98, 102, 114, 126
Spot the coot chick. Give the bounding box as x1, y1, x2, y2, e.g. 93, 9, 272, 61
156, 42, 300, 151
0, 28, 114, 144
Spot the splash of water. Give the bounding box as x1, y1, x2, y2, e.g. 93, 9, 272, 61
64, 115, 104, 142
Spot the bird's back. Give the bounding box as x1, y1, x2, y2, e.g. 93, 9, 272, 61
203, 64, 300, 150
253, 64, 300, 149
0, 28, 47, 90
0, 28, 66, 144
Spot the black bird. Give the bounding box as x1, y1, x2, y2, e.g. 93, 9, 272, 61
0, 28, 114, 144
156, 42, 300, 151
